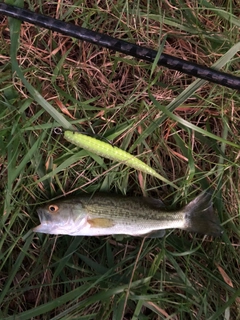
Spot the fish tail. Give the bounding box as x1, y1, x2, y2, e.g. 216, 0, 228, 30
184, 191, 223, 236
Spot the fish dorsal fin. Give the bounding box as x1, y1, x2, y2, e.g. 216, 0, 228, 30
143, 197, 167, 209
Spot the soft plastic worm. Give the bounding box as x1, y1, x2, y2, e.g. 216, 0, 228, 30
63, 130, 178, 189
0, 3, 239, 90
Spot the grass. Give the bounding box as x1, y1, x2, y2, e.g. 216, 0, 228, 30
0, 0, 240, 319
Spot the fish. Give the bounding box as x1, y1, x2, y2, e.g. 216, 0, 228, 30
33, 191, 222, 237
61, 129, 178, 190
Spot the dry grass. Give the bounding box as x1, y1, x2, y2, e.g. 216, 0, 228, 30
0, 0, 240, 319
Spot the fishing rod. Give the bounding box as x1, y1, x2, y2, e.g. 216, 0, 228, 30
0, 2, 239, 90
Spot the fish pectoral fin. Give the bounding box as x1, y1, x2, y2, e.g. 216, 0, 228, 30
87, 218, 115, 228
142, 230, 166, 238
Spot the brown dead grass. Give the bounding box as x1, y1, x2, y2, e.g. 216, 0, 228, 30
1, 1, 240, 318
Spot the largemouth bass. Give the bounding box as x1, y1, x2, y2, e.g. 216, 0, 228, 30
33, 191, 222, 237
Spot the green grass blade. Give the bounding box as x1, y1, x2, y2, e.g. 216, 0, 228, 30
0, 234, 34, 306
130, 41, 240, 150
149, 93, 240, 149
8, 10, 74, 129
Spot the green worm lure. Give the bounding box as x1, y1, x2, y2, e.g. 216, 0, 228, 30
56, 128, 178, 189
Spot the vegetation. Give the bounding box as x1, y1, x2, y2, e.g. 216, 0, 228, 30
0, 0, 239, 319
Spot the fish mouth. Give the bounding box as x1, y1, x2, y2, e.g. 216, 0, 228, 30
36, 208, 53, 223
33, 208, 51, 233
33, 223, 53, 233
35, 208, 50, 225
36, 208, 44, 223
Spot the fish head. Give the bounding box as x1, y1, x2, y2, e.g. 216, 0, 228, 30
33, 199, 87, 235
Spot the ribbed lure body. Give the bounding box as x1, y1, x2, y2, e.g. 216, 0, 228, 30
64, 130, 178, 189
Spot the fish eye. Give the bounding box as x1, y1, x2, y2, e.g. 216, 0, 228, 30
48, 205, 59, 213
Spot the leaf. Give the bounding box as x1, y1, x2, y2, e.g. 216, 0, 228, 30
55, 99, 76, 120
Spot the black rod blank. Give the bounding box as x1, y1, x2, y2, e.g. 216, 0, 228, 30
0, 3, 239, 90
